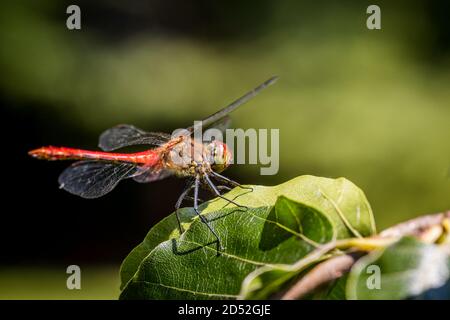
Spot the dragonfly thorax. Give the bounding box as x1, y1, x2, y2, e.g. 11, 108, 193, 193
165, 138, 231, 176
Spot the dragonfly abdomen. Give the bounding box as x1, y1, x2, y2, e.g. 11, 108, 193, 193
28, 146, 159, 165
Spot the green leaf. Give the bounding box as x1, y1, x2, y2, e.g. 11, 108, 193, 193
316, 274, 348, 300
346, 237, 450, 300
119, 175, 375, 299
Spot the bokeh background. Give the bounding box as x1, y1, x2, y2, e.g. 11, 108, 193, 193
1, 0, 449, 299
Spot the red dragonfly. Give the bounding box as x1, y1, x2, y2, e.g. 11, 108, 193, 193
29, 76, 278, 248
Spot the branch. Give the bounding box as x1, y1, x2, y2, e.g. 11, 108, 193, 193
379, 211, 450, 239
281, 210, 450, 300
281, 252, 361, 300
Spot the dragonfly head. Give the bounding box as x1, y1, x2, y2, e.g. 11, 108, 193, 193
205, 140, 232, 173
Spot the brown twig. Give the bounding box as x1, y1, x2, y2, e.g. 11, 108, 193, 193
282, 252, 361, 300
379, 211, 450, 239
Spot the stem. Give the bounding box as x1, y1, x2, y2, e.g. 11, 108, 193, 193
281, 210, 450, 300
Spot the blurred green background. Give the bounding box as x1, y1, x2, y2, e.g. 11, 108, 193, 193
0, 0, 449, 299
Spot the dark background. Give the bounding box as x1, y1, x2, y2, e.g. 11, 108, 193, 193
1, 0, 449, 298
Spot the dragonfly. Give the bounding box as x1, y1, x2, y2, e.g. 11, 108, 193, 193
29, 76, 278, 249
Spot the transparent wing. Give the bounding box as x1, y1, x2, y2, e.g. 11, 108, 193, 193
132, 167, 173, 183
186, 76, 278, 133
208, 116, 232, 134
201, 116, 232, 142
58, 161, 140, 199
98, 124, 171, 151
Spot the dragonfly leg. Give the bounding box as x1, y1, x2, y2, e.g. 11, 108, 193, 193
194, 176, 223, 250
175, 183, 195, 234
204, 173, 248, 209
185, 195, 204, 203
210, 171, 253, 191
217, 185, 232, 192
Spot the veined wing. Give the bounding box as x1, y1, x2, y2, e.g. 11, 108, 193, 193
197, 116, 232, 143
99, 77, 278, 148
132, 167, 173, 183
186, 76, 278, 134
208, 116, 232, 135
99, 124, 171, 151
58, 161, 141, 199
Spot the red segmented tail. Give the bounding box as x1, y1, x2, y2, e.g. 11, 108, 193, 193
28, 146, 160, 165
